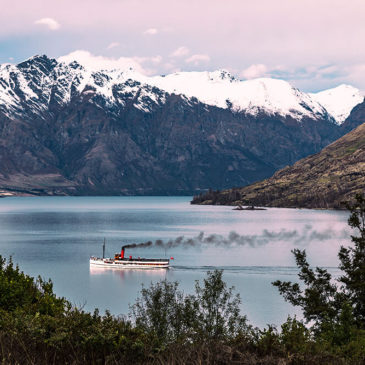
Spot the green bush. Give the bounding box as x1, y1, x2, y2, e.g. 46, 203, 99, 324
273, 193, 365, 363
130, 270, 249, 346
0, 256, 66, 315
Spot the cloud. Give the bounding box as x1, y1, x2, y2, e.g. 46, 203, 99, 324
2, 1, 365, 92
107, 42, 119, 50
185, 54, 210, 65
34, 17, 60, 31
262, 63, 365, 92
344, 64, 365, 84
143, 28, 158, 35
163, 62, 180, 73
150, 55, 162, 64
57, 50, 166, 76
241, 64, 268, 79
170, 46, 190, 58
58, 50, 150, 74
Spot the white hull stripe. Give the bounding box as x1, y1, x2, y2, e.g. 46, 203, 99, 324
90, 258, 169, 269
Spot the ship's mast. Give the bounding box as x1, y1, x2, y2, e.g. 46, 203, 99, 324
103, 238, 106, 259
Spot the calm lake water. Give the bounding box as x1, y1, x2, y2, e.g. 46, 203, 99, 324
0, 196, 352, 328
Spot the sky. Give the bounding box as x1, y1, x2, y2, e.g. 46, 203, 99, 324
1, 0, 365, 92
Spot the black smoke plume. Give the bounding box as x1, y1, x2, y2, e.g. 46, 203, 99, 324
122, 241, 153, 250
122, 225, 349, 251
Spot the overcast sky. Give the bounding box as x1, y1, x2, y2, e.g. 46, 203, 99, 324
1, 0, 365, 92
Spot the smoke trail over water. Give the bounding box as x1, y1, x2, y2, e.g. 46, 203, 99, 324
123, 225, 350, 250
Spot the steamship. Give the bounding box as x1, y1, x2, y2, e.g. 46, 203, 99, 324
90, 245, 171, 269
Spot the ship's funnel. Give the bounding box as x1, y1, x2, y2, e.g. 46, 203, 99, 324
121, 247, 125, 259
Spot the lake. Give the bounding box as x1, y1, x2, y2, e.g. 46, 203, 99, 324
0, 196, 351, 328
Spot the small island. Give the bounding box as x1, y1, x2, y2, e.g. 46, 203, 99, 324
233, 204, 266, 211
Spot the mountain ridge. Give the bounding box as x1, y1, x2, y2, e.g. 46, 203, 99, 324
0, 54, 363, 197
1, 53, 363, 124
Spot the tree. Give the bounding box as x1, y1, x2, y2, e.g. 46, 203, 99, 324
0, 256, 66, 316
338, 194, 365, 325
273, 249, 344, 330
193, 270, 248, 340
130, 270, 249, 344
273, 194, 365, 332
130, 280, 191, 345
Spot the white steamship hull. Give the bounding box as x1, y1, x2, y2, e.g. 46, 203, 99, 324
90, 257, 170, 269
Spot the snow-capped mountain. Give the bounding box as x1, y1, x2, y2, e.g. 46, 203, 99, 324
0, 55, 168, 118
0, 54, 362, 196
149, 72, 331, 121
310, 85, 364, 124
0, 53, 362, 124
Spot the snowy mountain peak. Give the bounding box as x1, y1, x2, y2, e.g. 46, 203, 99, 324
310, 84, 364, 124
209, 69, 236, 82
21, 54, 48, 63
0, 54, 363, 124
18, 54, 56, 71
146, 74, 330, 120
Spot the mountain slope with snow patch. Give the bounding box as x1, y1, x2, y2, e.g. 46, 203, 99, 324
310, 84, 364, 124
148, 72, 330, 121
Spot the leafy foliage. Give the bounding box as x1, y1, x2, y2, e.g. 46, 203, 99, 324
273, 249, 344, 329
193, 270, 248, 340
338, 194, 365, 324
130, 280, 194, 345
130, 270, 249, 346
0, 256, 66, 315
273, 193, 365, 339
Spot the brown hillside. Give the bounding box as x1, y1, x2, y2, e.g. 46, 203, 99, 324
192, 123, 365, 208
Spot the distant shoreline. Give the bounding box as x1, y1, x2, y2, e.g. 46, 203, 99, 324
0, 191, 345, 210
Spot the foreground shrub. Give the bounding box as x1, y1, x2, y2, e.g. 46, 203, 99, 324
273, 194, 365, 362
0, 256, 66, 315
130, 270, 249, 347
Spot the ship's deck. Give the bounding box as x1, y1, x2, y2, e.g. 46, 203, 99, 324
90, 256, 169, 263
90, 256, 169, 268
